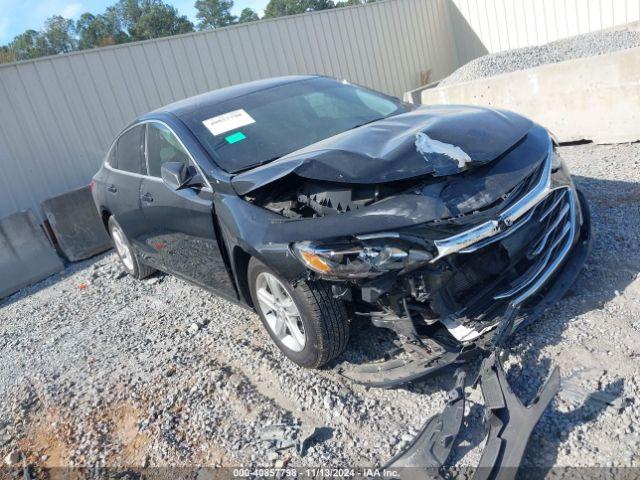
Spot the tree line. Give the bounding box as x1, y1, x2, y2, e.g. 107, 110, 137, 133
0, 0, 376, 64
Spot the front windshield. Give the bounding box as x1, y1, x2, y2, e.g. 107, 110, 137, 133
182, 77, 410, 173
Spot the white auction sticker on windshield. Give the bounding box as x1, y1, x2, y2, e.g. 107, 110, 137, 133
202, 109, 255, 136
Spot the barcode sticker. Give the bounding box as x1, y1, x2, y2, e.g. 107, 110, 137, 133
202, 109, 256, 136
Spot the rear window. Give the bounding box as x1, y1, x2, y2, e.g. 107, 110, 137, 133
181, 77, 409, 173
114, 125, 145, 174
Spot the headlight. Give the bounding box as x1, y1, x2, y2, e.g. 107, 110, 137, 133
292, 240, 433, 279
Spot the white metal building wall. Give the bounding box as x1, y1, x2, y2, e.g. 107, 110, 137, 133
451, 0, 640, 58
0, 0, 637, 221
0, 0, 459, 221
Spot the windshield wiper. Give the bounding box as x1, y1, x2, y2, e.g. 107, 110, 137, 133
349, 117, 384, 130
234, 155, 282, 173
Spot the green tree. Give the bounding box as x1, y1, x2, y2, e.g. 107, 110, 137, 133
263, 0, 334, 18
43, 15, 77, 53
113, 0, 144, 34
338, 0, 378, 6
134, 3, 194, 39
306, 0, 334, 10
238, 7, 260, 23
76, 13, 99, 48
264, 0, 303, 17
195, 0, 237, 29
76, 12, 128, 49
113, 0, 194, 41
7, 30, 51, 60
0, 45, 17, 63
0, 0, 196, 62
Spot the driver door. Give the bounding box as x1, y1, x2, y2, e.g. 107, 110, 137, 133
139, 121, 237, 299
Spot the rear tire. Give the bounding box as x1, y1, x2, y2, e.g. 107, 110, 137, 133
108, 216, 155, 280
248, 257, 349, 369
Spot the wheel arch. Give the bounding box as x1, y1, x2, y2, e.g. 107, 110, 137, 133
233, 246, 254, 308
100, 209, 112, 233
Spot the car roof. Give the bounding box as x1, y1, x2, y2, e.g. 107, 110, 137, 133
146, 75, 320, 120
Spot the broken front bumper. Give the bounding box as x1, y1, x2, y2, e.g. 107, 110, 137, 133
442, 185, 593, 345
504, 188, 591, 336
340, 186, 591, 388
361, 144, 591, 338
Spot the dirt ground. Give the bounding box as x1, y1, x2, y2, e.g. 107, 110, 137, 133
1, 142, 640, 476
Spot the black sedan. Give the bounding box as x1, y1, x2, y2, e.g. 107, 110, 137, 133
92, 75, 591, 370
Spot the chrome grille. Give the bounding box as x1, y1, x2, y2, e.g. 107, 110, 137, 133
432, 141, 554, 263
493, 187, 576, 305
424, 183, 580, 344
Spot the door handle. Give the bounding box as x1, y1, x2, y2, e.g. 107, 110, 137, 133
141, 192, 154, 203
107, 184, 117, 193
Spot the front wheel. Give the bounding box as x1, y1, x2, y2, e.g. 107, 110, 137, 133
248, 258, 349, 368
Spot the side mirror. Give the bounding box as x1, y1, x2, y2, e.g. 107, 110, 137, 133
161, 162, 190, 190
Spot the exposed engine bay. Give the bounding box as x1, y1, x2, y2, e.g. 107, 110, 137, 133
227, 101, 591, 401
239, 131, 590, 362
237, 131, 587, 475
256, 180, 395, 218
222, 90, 591, 475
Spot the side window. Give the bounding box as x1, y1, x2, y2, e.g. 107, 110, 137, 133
146, 123, 191, 177
115, 125, 145, 174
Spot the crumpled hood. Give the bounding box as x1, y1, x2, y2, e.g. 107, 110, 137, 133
232, 105, 533, 195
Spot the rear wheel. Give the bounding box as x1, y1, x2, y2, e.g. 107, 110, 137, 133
108, 216, 155, 280
248, 257, 349, 368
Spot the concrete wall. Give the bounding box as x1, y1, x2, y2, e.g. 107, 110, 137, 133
419, 46, 640, 144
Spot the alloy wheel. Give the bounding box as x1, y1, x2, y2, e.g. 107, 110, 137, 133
111, 225, 134, 271
255, 272, 306, 352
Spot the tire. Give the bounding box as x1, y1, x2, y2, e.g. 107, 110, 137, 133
248, 257, 349, 368
108, 216, 155, 280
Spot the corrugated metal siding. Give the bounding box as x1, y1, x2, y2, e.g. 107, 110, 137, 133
0, 0, 459, 221
1, 0, 638, 221
451, 0, 640, 59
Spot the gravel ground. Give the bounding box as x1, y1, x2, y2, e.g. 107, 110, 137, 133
439, 28, 640, 87
1, 142, 640, 474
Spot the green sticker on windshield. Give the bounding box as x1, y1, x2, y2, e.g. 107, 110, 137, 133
225, 132, 246, 144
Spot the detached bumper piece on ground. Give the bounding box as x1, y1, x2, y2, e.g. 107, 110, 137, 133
473, 352, 561, 480
337, 339, 464, 389
378, 352, 560, 480
384, 369, 466, 472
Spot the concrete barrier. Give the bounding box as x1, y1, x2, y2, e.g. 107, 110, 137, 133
0, 210, 64, 300
41, 186, 112, 262
417, 46, 640, 144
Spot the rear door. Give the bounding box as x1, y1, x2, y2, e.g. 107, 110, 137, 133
105, 124, 147, 251
138, 121, 237, 298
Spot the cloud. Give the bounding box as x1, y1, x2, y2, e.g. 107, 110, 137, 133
32, 0, 84, 24
0, 0, 90, 43
61, 2, 83, 18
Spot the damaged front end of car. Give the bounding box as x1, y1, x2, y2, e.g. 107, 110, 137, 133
228, 105, 591, 387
